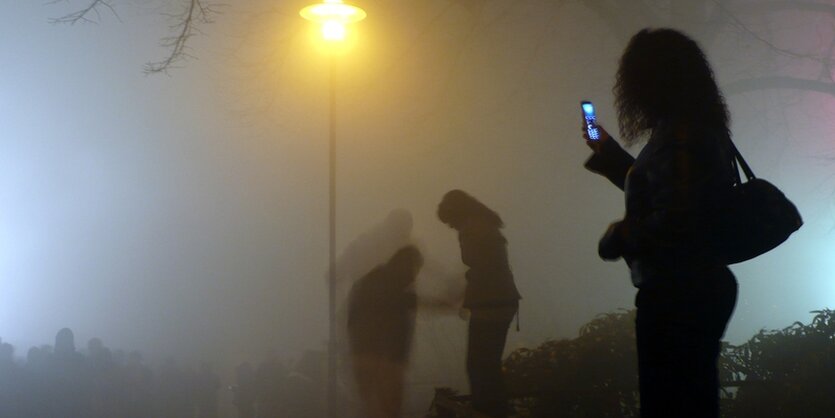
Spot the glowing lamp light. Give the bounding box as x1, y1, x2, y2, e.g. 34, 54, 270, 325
322, 21, 346, 41
300, 0, 367, 42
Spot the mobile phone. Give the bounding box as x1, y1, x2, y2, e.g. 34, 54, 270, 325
581, 101, 600, 141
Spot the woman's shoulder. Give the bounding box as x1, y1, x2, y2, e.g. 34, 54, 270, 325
650, 121, 728, 153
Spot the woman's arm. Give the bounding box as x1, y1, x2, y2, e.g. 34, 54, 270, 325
417, 298, 459, 314
583, 125, 635, 190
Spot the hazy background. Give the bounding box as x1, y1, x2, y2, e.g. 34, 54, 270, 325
2, 0, 835, 413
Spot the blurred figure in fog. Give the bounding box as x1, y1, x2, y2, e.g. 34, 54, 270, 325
438, 190, 521, 418
86, 338, 110, 365
86, 337, 118, 418
255, 351, 289, 417
54, 328, 83, 362
124, 351, 154, 418
195, 362, 220, 418
284, 350, 327, 418
232, 362, 256, 418
333, 209, 416, 412
0, 342, 22, 417
335, 209, 414, 289
157, 358, 192, 418
22, 346, 50, 417
347, 246, 423, 418
51, 328, 92, 418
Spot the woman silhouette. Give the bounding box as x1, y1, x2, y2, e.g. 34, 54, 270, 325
437, 190, 521, 418
584, 28, 738, 418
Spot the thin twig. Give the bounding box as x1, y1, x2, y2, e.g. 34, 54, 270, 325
144, 0, 219, 74
49, 0, 121, 25
711, 0, 825, 63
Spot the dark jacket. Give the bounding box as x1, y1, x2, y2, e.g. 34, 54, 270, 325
347, 265, 417, 362
585, 123, 735, 287
459, 221, 521, 309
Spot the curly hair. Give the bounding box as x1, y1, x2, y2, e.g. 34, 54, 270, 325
614, 28, 730, 145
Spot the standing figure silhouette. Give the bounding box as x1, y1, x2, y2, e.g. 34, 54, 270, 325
437, 190, 520, 418
347, 246, 423, 418
583, 28, 738, 418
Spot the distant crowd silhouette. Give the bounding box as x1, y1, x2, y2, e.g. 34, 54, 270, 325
0, 328, 221, 418
0, 329, 331, 418
231, 350, 326, 418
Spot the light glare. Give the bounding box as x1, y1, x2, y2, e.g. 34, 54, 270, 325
299, 1, 367, 25
322, 21, 347, 41
300, 0, 366, 43
582, 103, 594, 115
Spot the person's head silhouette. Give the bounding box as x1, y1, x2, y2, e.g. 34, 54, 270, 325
54, 328, 76, 357
437, 189, 503, 230
614, 28, 729, 145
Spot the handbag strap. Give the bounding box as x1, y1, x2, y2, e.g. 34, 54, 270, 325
726, 137, 756, 183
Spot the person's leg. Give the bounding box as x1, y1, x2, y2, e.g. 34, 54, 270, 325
466, 317, 488, 414
467, 306, 516, 418
353, 355, 382, 418
635, 294, 677, 418
637, 271, 737, 418
377, 360, 406, 418
668, 318, 720, 418
682, 271, 738, 418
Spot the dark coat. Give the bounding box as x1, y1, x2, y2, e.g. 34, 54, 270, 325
458, 221, 521, 309
585, 123, 735, 288
347, 265, 417, 363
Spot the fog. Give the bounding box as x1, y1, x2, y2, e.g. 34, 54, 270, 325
2, 0, 835, 415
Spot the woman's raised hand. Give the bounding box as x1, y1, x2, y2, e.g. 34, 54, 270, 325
583, 123, 612, 153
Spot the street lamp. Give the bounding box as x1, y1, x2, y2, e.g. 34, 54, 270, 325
300, 0, 367, 42
299, 1, 366, 417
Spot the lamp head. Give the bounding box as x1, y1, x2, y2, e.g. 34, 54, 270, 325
300, 0, 366, 42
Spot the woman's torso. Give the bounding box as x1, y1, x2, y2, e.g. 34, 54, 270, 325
624, 122, 735, 288
458, 222, 521, 309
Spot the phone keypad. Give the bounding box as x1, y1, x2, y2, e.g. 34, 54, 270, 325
585, 115, 600, 141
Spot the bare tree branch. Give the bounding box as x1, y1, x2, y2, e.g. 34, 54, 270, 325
144, 0, 218, 74
699, 0, 736, 47
711, 0, 827, 63
50, 0, 120, 25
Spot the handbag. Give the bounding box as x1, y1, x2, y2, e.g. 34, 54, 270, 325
713, 139, 803, 264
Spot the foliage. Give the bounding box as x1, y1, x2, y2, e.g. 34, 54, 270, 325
503, 309, 638, 418
720, 309, 835, 418
502, 308, 835, 418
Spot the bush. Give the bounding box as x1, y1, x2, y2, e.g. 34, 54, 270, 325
503, 309, 638, 417
502, 308, 835, 418
721, 309, 835, 418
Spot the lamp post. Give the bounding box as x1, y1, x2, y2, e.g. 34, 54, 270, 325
299, 2, 366, 417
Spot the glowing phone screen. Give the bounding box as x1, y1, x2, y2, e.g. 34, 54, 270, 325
582, 101, 600, 141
